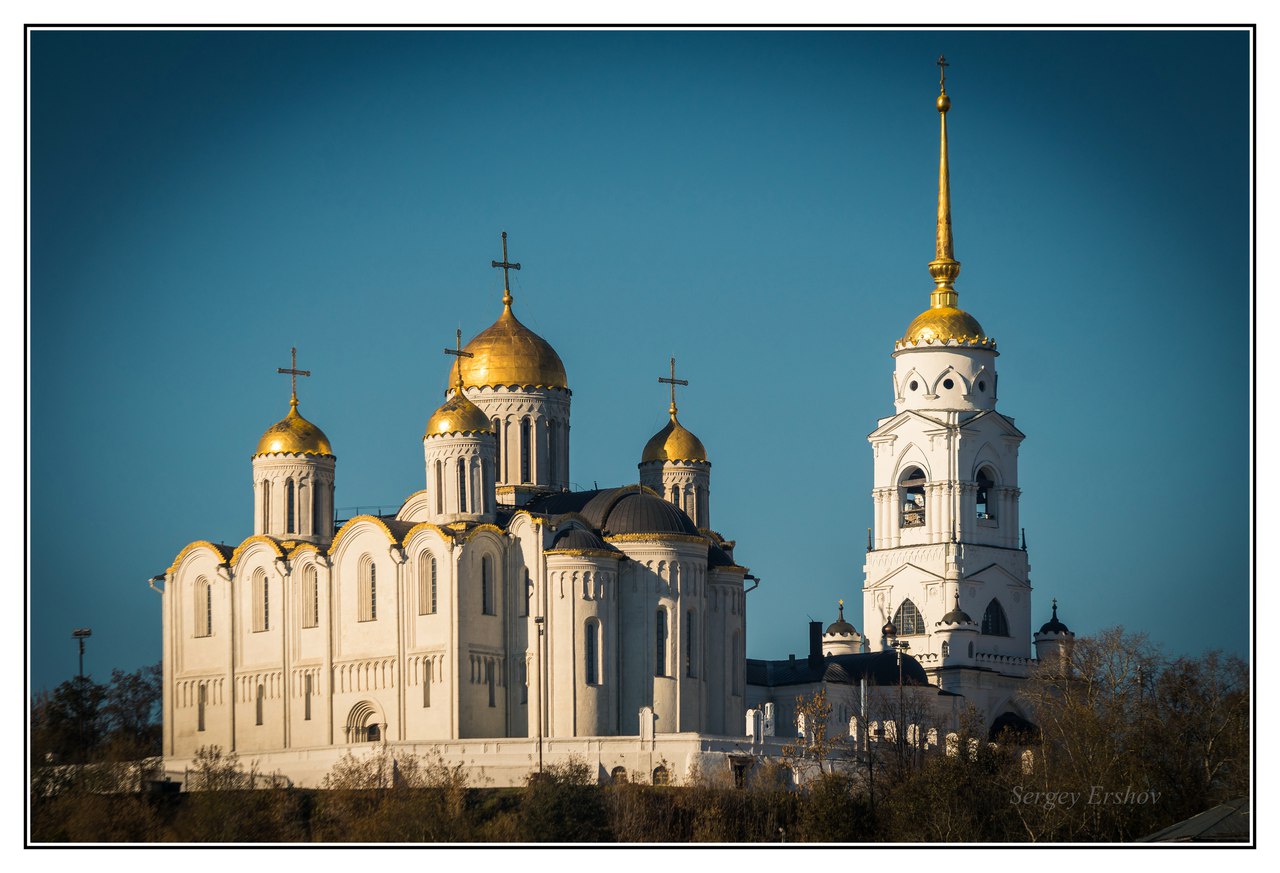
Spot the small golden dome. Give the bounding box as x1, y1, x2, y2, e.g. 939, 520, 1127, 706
641, 413, 708, 464
901, 305, 992, 346
255, 400, 333, 457
425, 390, 493, 438
447, 305, 567, 391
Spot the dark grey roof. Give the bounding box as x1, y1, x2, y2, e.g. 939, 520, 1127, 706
547, 527, 618, 553
708, 542, 737, 568
522, 490, 606, 518
580, 487, 699, 537
747, 650, 930, 689
1140, 797, 1250, 843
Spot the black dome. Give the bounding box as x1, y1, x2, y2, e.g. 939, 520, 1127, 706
581, 487, 698, 537
547, 527, 615, 553
1037, 600, 1071, 635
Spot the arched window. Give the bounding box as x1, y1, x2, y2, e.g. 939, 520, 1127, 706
346, 701, 383, 743
302, 565, 319, 628
262, 480, 271, 531
304, 674, 313, 721
252, 568, 269, 632
982, 599, 1010, 636
481, 555, 495, 615
197, 683, 207, 732
435, 461, 444, 514
285, 478, 296, 533
976, 467, 997, 520
195, 576, 212, 638
697, 488, 708, 528
900, 467, 926, 527
457, 458, 468, 513
655, 609, 669, 677
312, 483, 322, 537
256, 683, 265, 726
585, 619, 600, 685
486, 660, 496, 707
893, 599, 925, 635
548, 419, 558, 484
671, 485, 681, 509
419, 553, 437, 615
941, 641, 950, 657
611, 766, 628, 784
652, 765, 670, 786
423, 663, 432, 708
519, 658, 528, 704
520, 418, 532, 483
685, 609, 696, 677
474, 459, 484, 514
359, 556, 377, 622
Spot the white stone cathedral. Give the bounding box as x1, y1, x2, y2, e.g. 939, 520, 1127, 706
158, 64, 1074, 788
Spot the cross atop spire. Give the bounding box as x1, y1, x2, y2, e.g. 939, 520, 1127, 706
491, 231, 521, 308
937, 54, 949, 94
444, 327, 474, 392
276, 347, 311, 407
658, 356, 689, 417
928, 55, 960, 308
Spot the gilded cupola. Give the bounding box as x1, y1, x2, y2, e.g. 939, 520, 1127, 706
641, 358, 708, 464
446, 233, 568, 392
255, 349, 333, 457
428, 329, 496, 437
899, 57, 995, 350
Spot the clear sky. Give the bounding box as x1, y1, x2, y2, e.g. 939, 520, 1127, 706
28, 28, 1250, 693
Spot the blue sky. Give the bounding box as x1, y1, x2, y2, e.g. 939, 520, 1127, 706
29, 28, 1250, 692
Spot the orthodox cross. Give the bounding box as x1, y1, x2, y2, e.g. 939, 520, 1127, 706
491, 231, 521, 304
937, 54, 949, 91
444, 328, 474, 389
658, 356, 688, 415
276, 347, 310, 404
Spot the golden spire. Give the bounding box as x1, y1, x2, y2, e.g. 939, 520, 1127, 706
491, 230, 521, 310
928, 55, 961, 309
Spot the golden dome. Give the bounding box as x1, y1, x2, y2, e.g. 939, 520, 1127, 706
447, 304, 567, 391
425, 390, 493, 438
255, 400, 333, 457
901, 304, 993, 346
641, 413, 708, 464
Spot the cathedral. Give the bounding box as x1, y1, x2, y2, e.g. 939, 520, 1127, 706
157, 62, 1071, 788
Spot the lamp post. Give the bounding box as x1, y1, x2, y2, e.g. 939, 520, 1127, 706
890, 637, 910, 769
72, 627, 92, 678
534, 615, 546, 775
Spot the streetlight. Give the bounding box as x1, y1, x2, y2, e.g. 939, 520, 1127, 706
534, 615, 546, 775
72, 628, 92, 678
889, 637, 911, 768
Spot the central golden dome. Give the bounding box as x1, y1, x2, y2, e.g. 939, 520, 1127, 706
425, 390, 492, 438
447, 305, 567, 391
901, 304, 991, 346
255, 400, 333, 457
641, 413, 708, 464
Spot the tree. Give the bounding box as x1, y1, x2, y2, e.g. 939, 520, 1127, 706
102, 662, 162, 758
32, 676, 107, 764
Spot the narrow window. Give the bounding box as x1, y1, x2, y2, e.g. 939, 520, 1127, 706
671, 486, 681, 509
482, 556, 495, 615
585, 620, 599, 685
262, 480, 271, 531
359, 557, 377, 622
520, 658, 528, 704
982, 599, 1010, 637
312, 483, 321, 537
423, 665, 432, 708
473, 459, 484, 514
197, 683, 206, 732
900, 468, 926, 528
976, 468, 996, 520
419, 553, 437, 615
486, 661, 495, 707
256, 684, 264, 726
304, 674, 312, 721
195, 576, 212, 638
252, 569, 269, 632
893, 599, 925, 635
520, 570, 530, 617
686, 609, 696, 677
435, 460, 444, 514
370, 564, 377, 620
548, 420, 558, 484
520, 417, 532, 483
302, 565, 318, 628
493, 418, 502, 478
655, 609, 668, 677
457, 458, 468, 513
285, 479, 295, 533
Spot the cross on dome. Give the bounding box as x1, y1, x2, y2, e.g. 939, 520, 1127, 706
276, 346, 311, 406
658, 356, 689, 417
491, 231, 521, 308
443, 327, 474, 391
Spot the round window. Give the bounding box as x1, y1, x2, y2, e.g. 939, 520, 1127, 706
909, 380, 919, 391
978, 380, 986, 392
942, 378, 955, 390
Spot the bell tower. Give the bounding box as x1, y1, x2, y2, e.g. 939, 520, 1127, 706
862, 59, 1033, 698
